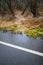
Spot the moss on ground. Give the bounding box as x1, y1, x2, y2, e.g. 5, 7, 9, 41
0, 25, 43, 38
25, 27, 43, 38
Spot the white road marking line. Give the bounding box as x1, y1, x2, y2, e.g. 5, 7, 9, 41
0, 41, 43, 57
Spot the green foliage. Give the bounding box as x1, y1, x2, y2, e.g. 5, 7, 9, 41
25, 27, 43, 38
0, 26, 43, 38
0, 27, 7, 32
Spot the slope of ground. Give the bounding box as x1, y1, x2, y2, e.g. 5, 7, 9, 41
0, 10, 43, 38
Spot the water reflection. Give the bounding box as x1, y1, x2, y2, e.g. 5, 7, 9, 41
0, 31, 43, 65
0, 31, 43, 53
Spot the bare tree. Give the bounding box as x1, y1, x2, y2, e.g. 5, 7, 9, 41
21, 1, 29, 15
0, 0, 6, 17
21, 0, 38, 17
5, 0, 15, 18
30, 0, 38, 17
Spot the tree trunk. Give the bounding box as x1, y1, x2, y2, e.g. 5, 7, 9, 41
30, 0, 37, 17
21, 1, 29, 15
5, 0, 15, 18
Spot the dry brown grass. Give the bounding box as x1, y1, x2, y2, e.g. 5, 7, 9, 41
0, 17, 43, 29
21, 17, 43, 29
0, 10, 43, 29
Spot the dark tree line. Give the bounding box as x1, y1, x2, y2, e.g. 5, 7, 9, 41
0, 0, 43, 17
0, 0, 20, 17
30, 0, 38, 17
22, 0, 38, 17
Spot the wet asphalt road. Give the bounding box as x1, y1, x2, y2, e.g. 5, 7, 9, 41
0, 31, 43, 65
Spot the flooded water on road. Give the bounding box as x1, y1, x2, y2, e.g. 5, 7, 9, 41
0, 31, 43, 65
0, 31, 43, 52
